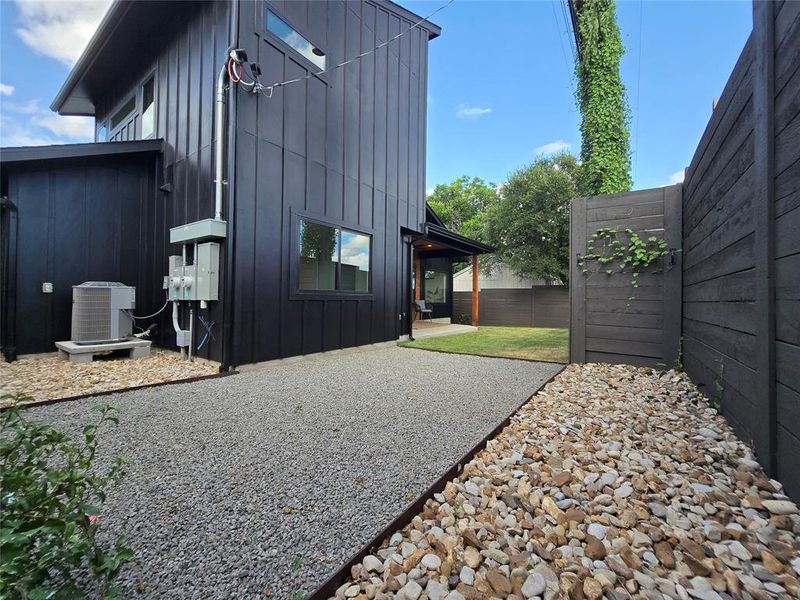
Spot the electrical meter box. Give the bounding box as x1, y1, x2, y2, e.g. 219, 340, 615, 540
167, 242, 220, 301
194, 242, 220, 301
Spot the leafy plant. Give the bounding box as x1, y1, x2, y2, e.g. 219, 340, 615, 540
291, 557, 303, 572
0, 395, 131, 599
483, 154, 580, 283
574, 0, 632, 196
577, 227, 679, 301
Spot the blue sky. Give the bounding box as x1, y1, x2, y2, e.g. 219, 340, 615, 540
0, 0, 752, 190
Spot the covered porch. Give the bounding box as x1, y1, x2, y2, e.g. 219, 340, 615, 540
408, 209, 493, 338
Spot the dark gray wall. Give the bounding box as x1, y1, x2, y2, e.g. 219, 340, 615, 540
93, 0, 232, 362
453, 287, 569, 328
231, 0, 434, 364
1, 154, 158, 356
682, 0, 800, 496
569, 186, 683, 368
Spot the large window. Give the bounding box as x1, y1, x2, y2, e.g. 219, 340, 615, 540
299, 219, 370, 292
110, 96, 136, 130
266, 9, 326, 70
425, 270, 448, 304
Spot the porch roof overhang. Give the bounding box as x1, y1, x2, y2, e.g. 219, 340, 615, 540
411, 222, 494, 260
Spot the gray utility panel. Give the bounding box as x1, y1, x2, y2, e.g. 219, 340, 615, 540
167, 242, 220, 301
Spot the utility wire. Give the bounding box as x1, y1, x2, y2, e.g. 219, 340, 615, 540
633, 0, 644, 181
260, 0, 456, 96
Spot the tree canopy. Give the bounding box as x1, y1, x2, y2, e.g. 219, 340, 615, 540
426, 176, 498, 241
482, 154, 580, 284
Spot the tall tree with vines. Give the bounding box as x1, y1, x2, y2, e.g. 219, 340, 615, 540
573, 0, 633, 196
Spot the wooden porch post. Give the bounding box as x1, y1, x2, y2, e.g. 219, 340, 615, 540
471, 255, 479, 326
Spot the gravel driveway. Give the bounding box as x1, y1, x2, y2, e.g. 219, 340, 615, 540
28, 346, 561, 598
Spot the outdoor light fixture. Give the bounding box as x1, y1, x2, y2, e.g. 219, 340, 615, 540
312, 47, 325, 57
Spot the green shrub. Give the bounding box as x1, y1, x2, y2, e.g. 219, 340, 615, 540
0, 396, 132, 599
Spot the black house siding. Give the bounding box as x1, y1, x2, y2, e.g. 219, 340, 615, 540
1, 154, 158, 356
91, 1, 232, 362
230, 0, 434, 364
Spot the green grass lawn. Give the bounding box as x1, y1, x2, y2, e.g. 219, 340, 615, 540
402, 326, 569, 363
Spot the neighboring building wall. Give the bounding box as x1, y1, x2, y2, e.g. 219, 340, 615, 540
682, 1, 800, 495
1, 153, 158, 356
453, 263, 547, 291
231, 0, 434, 363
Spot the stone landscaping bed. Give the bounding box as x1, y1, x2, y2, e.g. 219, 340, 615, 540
331, 363, 800, 600
0, 352, 218, 406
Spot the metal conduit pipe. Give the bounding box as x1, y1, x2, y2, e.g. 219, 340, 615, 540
214, 62, 228, 222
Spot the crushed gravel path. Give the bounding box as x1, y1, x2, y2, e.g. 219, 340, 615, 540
27, 346, 561, 599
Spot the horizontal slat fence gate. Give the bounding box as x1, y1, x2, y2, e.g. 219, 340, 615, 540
569, 186, 683, 368
453, 286, 569, 328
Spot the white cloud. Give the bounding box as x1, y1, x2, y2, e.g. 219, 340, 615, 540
0, 83, 14, 96
14, 0, 112, 66
0, 99, 94, 147
455, 103, 492, 120
668, 169, 685, 185
426, 187, 435, 197
535, 139, 571, 155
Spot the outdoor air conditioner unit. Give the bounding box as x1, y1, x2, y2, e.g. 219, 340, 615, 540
71, 282, 136, 344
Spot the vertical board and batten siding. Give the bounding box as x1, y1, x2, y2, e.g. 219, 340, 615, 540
682, 0, 800, 495
232, 0, 433, 365
569, 186, 682, 368
453, 287, 569, 328
93, 1, 232, 362
4, 155, 157, 355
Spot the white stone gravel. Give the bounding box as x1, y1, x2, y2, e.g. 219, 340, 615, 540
27, 346, 560, 598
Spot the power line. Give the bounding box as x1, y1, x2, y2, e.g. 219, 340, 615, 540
633, 0, 644, 181
259, 0, 456, 96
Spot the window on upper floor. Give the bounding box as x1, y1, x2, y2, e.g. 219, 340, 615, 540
298, 219, 370, 292
141, 77, 155, 139
266, 9, 326, 71
110, 96, 136, 131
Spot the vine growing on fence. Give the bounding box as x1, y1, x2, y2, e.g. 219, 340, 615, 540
577, 227, 680, 301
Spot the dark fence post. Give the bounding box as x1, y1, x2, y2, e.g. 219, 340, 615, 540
662, 184, 683, 368
569, 197, 587, 363
752, 0, 777, 475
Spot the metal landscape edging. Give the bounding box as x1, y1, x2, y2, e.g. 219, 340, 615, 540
307, 364, 565, 600
3, 370, 237, 411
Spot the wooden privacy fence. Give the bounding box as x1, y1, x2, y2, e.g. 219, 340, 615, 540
569, 185, 683, 368
453, 286, 569, 328
681, 1, 799, 495
568, 1, 799, 497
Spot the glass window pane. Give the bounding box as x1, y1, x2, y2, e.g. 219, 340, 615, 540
267, 10, 326, 70
96, 123, 107, 142
110, 96, 136, 130
141, 78, 155, 139
340, 229, 370, 291
424, 270, 447, 304
299, 221, 338, 290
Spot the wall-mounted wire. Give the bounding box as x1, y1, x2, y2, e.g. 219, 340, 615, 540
248, 0, 455, 98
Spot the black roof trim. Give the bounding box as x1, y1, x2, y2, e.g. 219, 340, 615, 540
0, 139, 163, 165
425, 203, 445, 227
423, 222, 494, 255
50, 0, 131, 115
52, 0, 440, 115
